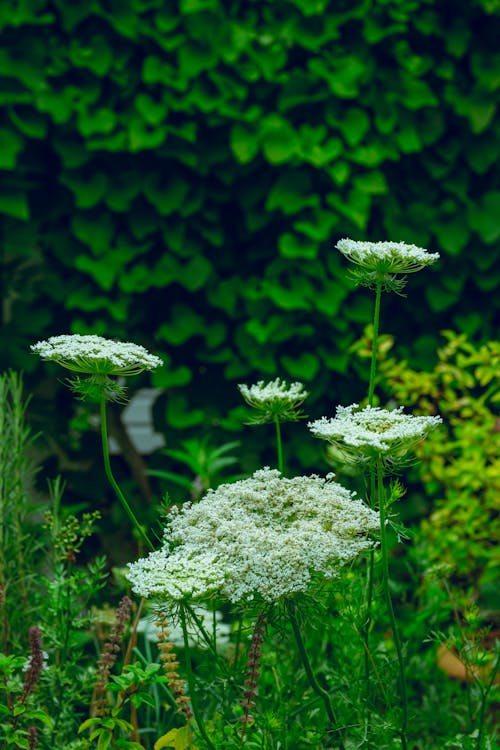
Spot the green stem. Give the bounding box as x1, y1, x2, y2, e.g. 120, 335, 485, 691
368, 281, 382, 407
179, 605, 216, 750
476, 651, 499, 750
274, 417, 284, 474
377, 459, 408, 750
99, 397, 153, 551
288, 603, 345, 750
362, 471, 377, 695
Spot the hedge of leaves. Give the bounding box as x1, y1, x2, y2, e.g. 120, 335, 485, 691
1, 0, 499, 457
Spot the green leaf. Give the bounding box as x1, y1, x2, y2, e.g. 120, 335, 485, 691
278, 232, 318, 259
78, 108, 117, 137
166, 394, 204, 428
0, 127, 24, 168
338, 107, 370, 145
281, 352, 320, 380
230, 124, 260, 164
155, 725, 197, 750
61, 172, 108, 208
0, 189, 29, 220
467, 191, 500, 242
72, 212, 115, 254
266, 170, 319, 215
143, 174, 189, 215
135, 93, 168, 125
260, 114, 299, 164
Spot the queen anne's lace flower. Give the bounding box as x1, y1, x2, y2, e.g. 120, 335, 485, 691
336, 238, 440, 292
126, 468, 379, 604
309, 404, 442, 463
31, 334, 163, 375
336, 239, 440, 274
238, 378, 308, 423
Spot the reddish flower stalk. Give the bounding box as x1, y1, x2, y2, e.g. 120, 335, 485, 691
156, 614, 193, 722
27, 725, 38, 750
93, 596, 133, 716
20, 627, 44, 705
240, 612, 267, 730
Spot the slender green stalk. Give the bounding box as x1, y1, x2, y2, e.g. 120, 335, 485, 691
362, 281, 383, 711
287, 603, 345, 750
476, 651, 499, 750
377, 459, 408, 750
368, 281, 382, 407
179, 605, 216, 750
99, 397, 153, 551
274, 416, 284, 474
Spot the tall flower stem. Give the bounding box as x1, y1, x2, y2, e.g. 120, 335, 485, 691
377, 459, 408, 750
99, 397, 153, 551
274, 417, 284, 474
368, 281, 382, 407
287, 603, 345, 750
362, 280, 382, 707
179, 605, 216, 750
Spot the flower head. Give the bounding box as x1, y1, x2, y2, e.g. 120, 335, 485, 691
309, 404, 442, 465
126, 468, 379, 605
238, 378, 309, 423
336, 238, 440, 292
31, 334, 162, 402
31, 334, 162, 375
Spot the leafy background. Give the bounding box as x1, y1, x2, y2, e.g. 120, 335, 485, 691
1, 0, 499, 495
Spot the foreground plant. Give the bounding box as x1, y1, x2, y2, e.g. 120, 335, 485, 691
31, 334, 163, 551
127, 467, 379, 746
309, 237, 442, 749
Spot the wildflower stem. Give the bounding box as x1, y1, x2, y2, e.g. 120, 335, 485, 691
99, 397, 153, 551
179, 605, 216, 750
377, 459, 408, 750
368, 281, 382, 407
476, 650, 499, 750
274, 417, 284, 474
364, 280, 381, 714
287, 603, 345, 750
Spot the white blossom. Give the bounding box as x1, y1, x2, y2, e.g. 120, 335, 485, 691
31, 334, 163, 376
238, 378, 308, 422
309, 404, 442, 462
127, 468, 379, 605
336, 239, 440, 275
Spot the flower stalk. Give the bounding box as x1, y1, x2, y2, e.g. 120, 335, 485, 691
287, 602, 345, 750
99, 396, 153, 551
377, 459, 408, 750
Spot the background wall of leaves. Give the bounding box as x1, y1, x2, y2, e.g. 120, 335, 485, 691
1, 0, 499, 479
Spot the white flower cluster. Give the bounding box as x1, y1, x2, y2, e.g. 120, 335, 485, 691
127, 468, 379, 604
309, 404, 442, 461
238, 378, 309, 422
336, 239, 440, 275
31, 334, 163, 375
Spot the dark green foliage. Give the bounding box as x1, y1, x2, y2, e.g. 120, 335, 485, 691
1, 0, 499, 458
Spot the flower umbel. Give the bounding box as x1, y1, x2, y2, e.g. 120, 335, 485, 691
309, 404, 442, 465
238, 378, 309, 423
31, 334, 162, 402
336, 238, 440, 292
126, 468, 379, 604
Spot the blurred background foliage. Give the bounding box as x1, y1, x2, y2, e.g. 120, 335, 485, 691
1, 0, 499, 502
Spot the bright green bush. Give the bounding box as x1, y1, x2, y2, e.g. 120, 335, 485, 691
373, 330, 499, 604
1, 0, 499, 460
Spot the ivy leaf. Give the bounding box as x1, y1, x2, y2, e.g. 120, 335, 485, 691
281, 352, 320, 380
467, 191, 500, 242
230, 123, 260, 163
0, 189, 29, 219
0, 127, 24, 168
